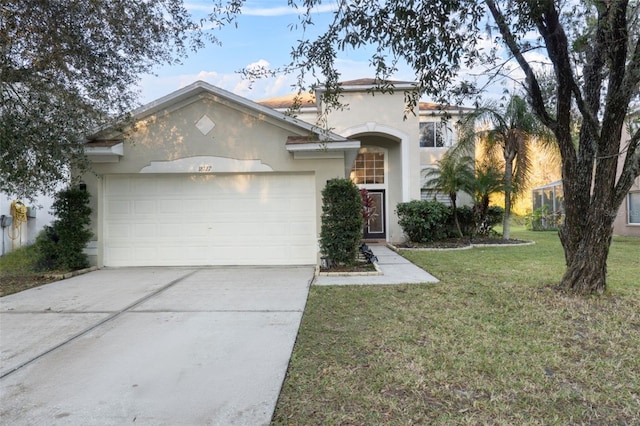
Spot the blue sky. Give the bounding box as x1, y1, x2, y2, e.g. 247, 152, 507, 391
137, 1, 391, 104
136, 1, 535, 106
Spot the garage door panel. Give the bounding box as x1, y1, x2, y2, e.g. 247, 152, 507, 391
132, 223, 156, 238
132, 199, 155, 214
105, 223, 131, 239
172, 224, 206, 238
104, 174, 316, 266
108, 200, 131, 216
131, 177, 157, 193
104, 245, 134, 264
157, 199, 192, 214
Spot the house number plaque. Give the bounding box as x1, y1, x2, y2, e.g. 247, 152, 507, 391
198, 165, 212, 172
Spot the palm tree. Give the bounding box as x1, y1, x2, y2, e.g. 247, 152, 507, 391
423, 151, 475, 238
472, 162, 504, 235
455, 94, 553, 239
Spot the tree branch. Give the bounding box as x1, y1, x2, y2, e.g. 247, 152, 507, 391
484, 0, 555, 130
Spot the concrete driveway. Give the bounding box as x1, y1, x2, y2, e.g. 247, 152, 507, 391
0, 266, 313, 425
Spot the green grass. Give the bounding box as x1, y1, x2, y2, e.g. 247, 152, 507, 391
272, 228, 640, 425
0, 245, 54, 297
0, 243, 37, 273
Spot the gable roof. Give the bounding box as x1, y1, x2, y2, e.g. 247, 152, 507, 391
88, 80, 350, 144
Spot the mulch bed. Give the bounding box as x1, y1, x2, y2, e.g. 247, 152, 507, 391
397, 237, 531, 249
319, 262, 377, 273
0, 274, 57, 297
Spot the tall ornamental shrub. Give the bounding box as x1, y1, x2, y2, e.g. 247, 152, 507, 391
320, 178, 364, 266
35, 186, 92, 271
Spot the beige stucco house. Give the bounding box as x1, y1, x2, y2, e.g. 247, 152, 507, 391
82, 79, 471, 267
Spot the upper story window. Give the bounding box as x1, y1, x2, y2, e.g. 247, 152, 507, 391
351, 150, 385, 185
419, 121, 451, 148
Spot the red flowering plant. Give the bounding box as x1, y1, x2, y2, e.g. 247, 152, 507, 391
360, 188, 377, 225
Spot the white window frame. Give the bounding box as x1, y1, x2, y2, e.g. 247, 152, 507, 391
350, 147, 387, 187
628, 192, 640, 225
419, 121, 452, 148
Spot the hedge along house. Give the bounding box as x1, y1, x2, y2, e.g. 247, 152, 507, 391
82, 79, 472, 267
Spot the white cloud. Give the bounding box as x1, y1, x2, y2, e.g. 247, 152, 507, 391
137, 58, 302, 105
184, 1, 336, 16
241, 3, 336, 16
245, 59, 271, 72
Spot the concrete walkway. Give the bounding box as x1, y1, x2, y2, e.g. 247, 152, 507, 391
313, 245, 439, 286
0, 266, 313, 426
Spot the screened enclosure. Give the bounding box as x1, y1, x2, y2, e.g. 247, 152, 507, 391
530, 180, 564, 230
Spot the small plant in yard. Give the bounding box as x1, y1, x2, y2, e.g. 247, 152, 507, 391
319, 178, 363, 266
525, 205, 563, 231
35, 186, 93, 271
422, 151, 475, 238
455, 205, 504, 238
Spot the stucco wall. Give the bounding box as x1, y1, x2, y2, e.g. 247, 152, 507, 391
0, 193, 57, 256
83, 94, 347, 266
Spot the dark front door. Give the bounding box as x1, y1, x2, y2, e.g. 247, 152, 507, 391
364, 189, 386, 239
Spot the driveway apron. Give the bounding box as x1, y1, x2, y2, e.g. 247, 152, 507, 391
0, 266, 313, 426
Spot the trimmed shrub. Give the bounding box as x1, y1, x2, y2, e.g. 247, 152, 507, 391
396, 200, 450, 242
456, 205, 505, 237
35, 187, 92, 271
454, 205, 475, 237
485, 206, 505, 229
397, 201, 505, 242
319, 179, 364, 266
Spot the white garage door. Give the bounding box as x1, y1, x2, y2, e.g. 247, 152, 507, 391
103, 173, 317, 266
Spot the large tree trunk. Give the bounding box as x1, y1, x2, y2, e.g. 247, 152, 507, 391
560, 221, 613, 294
559, 155, 620, 294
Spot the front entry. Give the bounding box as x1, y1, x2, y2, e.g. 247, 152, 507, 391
363, 189, 386, 239
350, 146, 388, 241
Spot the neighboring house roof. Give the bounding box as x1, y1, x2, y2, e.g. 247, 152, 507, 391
256, 92, 316, 110
337, 78, 416, 88
256, 78, 473, 113
419, 101, 475, 113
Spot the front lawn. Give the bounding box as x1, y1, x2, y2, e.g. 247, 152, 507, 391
272, 228, 640, 425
